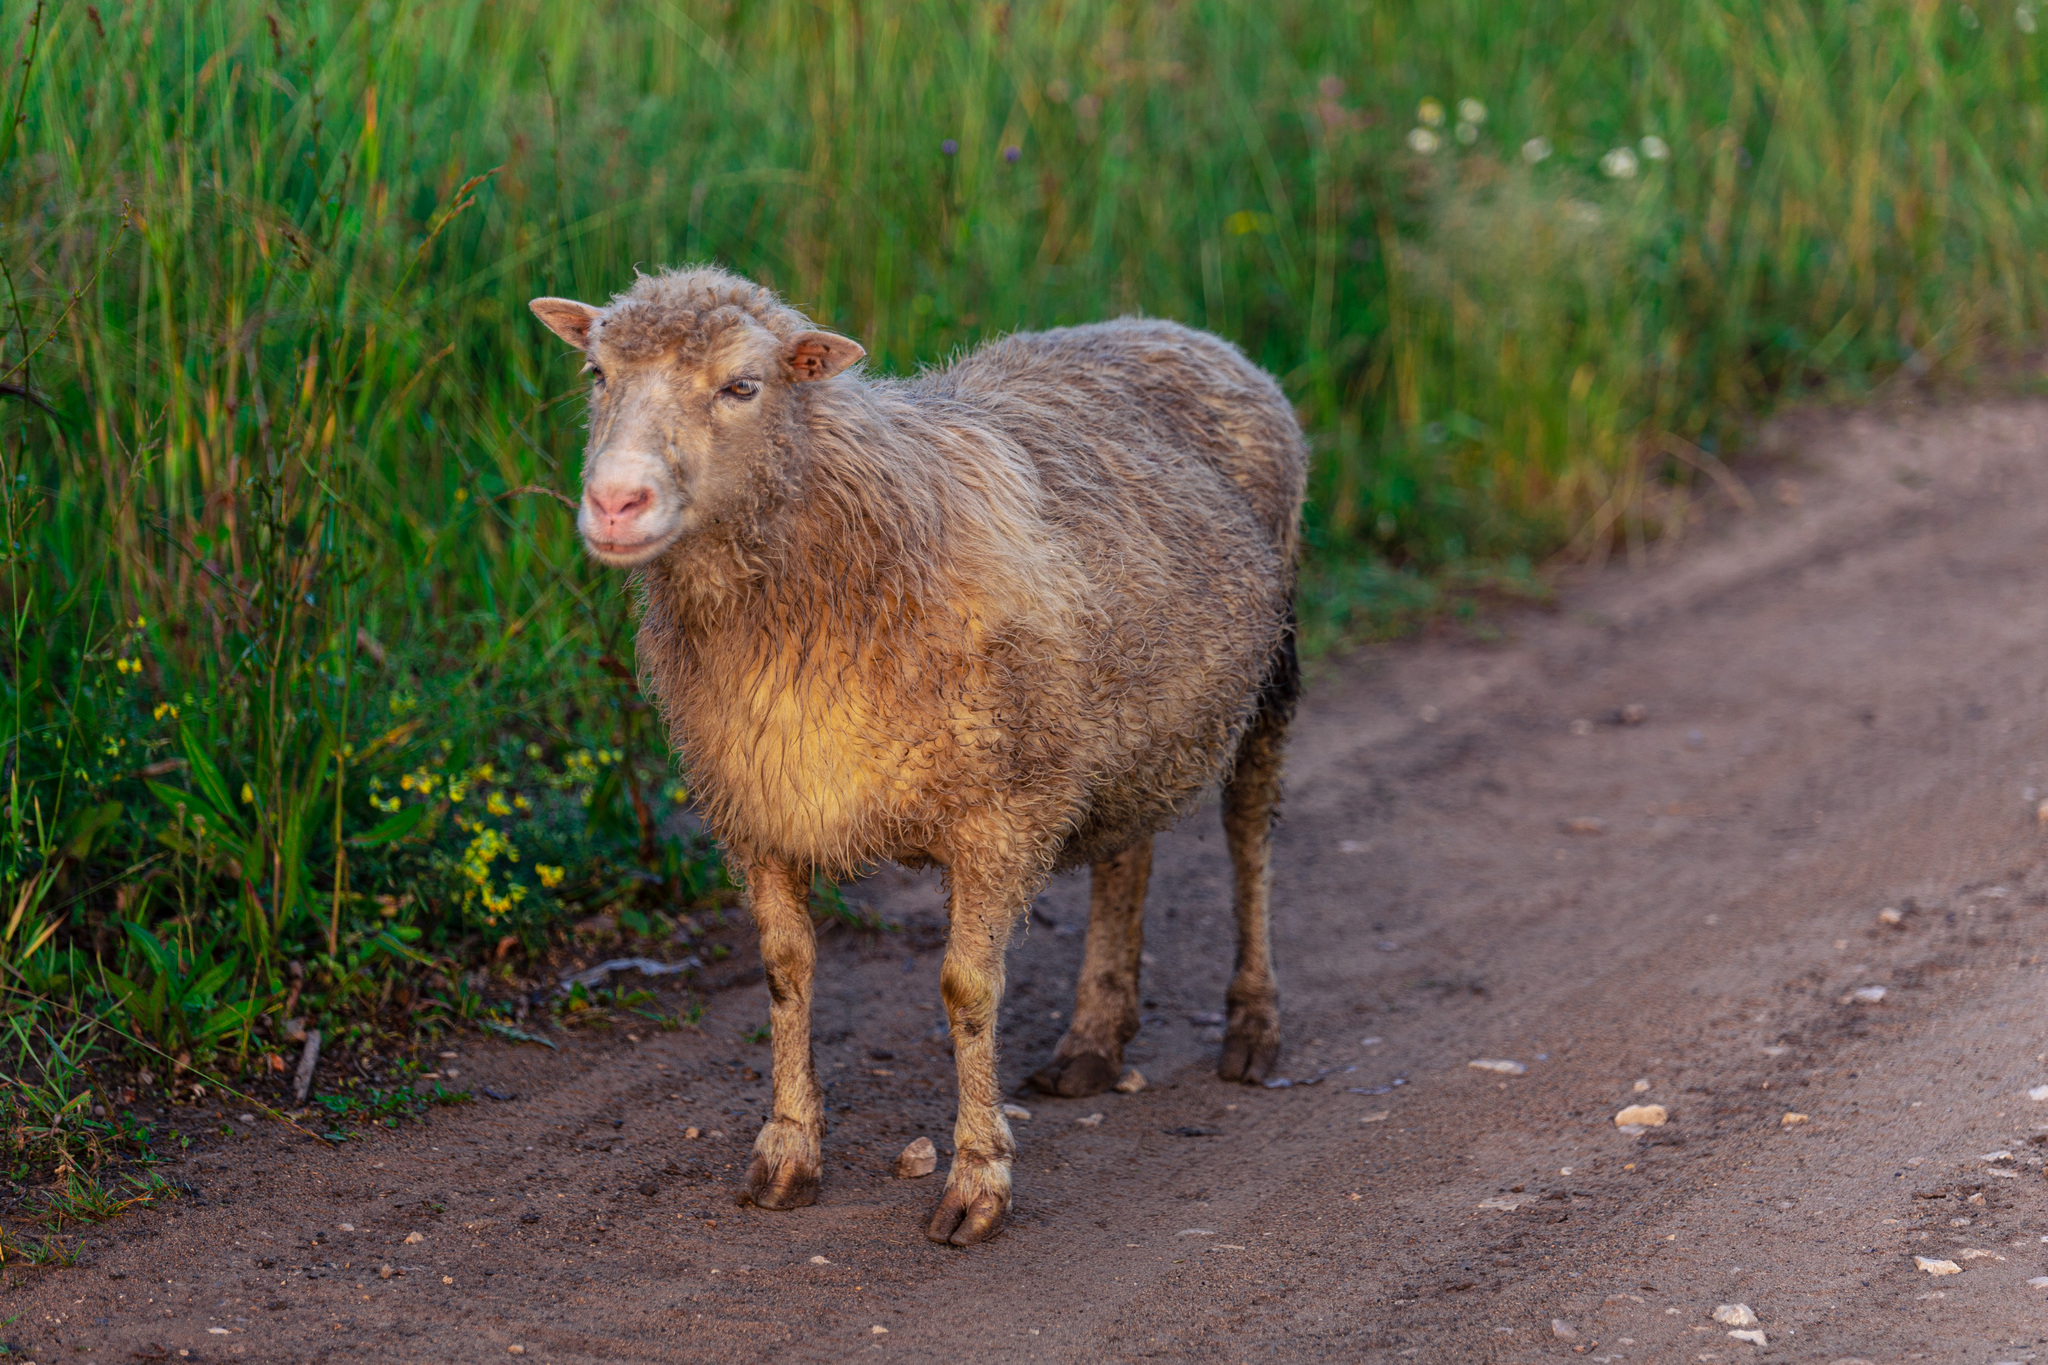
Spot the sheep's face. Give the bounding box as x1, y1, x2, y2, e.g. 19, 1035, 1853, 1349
530, 295, 864, 569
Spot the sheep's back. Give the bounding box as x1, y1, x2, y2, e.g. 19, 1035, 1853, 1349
913, 319, 1306, 866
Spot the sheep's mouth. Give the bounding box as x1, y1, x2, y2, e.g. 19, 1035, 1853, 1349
581, 530, 679, 567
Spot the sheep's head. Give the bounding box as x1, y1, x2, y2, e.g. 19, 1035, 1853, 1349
530, 269, 865, 568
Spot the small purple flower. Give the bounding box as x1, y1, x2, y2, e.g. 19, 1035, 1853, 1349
1003, 145, 1021, 162
941, 139, 958, 156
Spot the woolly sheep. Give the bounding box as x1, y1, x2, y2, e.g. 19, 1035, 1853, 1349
531, 266, 1304, 1245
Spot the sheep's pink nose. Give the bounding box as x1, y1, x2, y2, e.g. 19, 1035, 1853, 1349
585, 484, 652, 522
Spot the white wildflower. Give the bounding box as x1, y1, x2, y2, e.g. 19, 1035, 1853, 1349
1407, 127, 1442, 155
1521, 137, 1553, 164
1456, 121, 1479, 145
1457, 98, 1488, 125
2019, 5, 2038, 32
1417, 98, 1445, 128
1600, 146, 1639, 179
1961, 3, 1980, 25
1640, 134, 1671, 161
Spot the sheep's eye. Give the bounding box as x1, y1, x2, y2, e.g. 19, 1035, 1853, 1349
722, 377, 760, 400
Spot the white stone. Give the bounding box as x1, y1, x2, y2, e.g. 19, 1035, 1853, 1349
1469, 1059, 1527, 1075
1728, 1329, 1767, 1347
1614, 1104, 1668, 1128
1712, 1303, 1757, 1326
893, 1137, 938, 1178
1914, 1256, 1963, 1275
1001, 1102, 1032, 1121
1114, 1069, 1146, 1093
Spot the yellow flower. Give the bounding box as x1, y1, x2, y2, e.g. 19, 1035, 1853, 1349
513, 794, 532, 812
1417, 97, 1445, 128
133, 615, 148, 628
154, 702, 179, 721
240, 783, 255, 804
116, 657, 140, 675
535, 864, 565, 889
486, 791, 512, 817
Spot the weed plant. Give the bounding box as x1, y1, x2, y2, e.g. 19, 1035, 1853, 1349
1, 0, 2045, 1111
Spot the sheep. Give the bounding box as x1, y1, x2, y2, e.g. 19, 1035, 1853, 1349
530, 266, 1304, 1246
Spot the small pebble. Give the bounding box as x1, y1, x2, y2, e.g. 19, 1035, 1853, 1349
872, 1326, 889, 1335
894, 1137, 938, 1179
1613, 1104, 1667, 1128
404, 1231, 424, 1244
2027, 1086, 2048, 1102
1551, 1318, 1579, 1341
1728, 1329, 1767, 1347
639, 1181, 659, 1196
1631, 1079, 1651, 1093
1914, 1256, 1963, 1276
1469, 1059, 1527, 1076
1561, 816, 1607, 835
238, 1113, 255, 1124
1114, 1068, 1147, 1093
1713, 1304, 1758, 1327
1002, 1102, 1032, 1122
1781, 1112, 1810, 1127
2028, 1276, 2048, 1288
1878, 907, 1904, 926
1362, 1111, 1390, 1123
442, 1276, 454, 1285
685, 1126, 701, 1138
1076, 1112, 1104, 1127
338, 1223, 355, 1232
1843, 985, 1886, 1004
1620, 703, 1648, 724
378, 1264, 393, 1280
1361, 1036, 1383, 1047
508, 1347, 525, 1356
810, 1255, 831, 1265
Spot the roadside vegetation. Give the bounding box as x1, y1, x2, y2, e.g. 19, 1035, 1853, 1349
2, 0, 2045, 1248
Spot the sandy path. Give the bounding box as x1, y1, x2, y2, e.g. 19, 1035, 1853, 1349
11, 400, 2048, 1364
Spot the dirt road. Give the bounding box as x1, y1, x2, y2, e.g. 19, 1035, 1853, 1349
14, 400, 2048, 1363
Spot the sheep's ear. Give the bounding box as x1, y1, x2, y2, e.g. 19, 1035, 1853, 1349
530, 297, 601, 348
783, 331, 865, 382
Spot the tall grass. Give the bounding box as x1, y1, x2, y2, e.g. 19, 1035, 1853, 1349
1, 0, 2045, 1087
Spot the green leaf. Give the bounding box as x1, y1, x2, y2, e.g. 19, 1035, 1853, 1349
349, 803, 427, 847
117, 922, 179, 980
185, 956, 241, 1003
364, 928, 431, 966
195, 1000, 256, 1043
178, 727, 240, 828
61, 801, 123, 861
481, 1019, 557, 1049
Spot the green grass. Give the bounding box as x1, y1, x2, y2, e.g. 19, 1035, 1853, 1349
2, 0, 2046, 1109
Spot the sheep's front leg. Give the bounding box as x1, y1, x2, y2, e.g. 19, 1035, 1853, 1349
1028, 836, 1151, 1097
743, 860, 825, 1210
928, 875, 1026, 1246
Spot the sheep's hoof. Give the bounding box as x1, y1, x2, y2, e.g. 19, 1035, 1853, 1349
1217, 1003, 1280, 1084
746, 1153, 821, 1210
1025, 1048, 1120, 1097
745, 1120, 822, 1210
925, 1157, 1010, 1246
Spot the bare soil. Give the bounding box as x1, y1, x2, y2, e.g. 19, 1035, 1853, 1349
13, 400, 2048, 1363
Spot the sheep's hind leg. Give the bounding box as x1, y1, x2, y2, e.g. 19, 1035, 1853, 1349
743, 860, 825, 1210
1219, 633, 1298, 1084
1027, 837, 1151, 1097
928, 866, 1028, 1246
